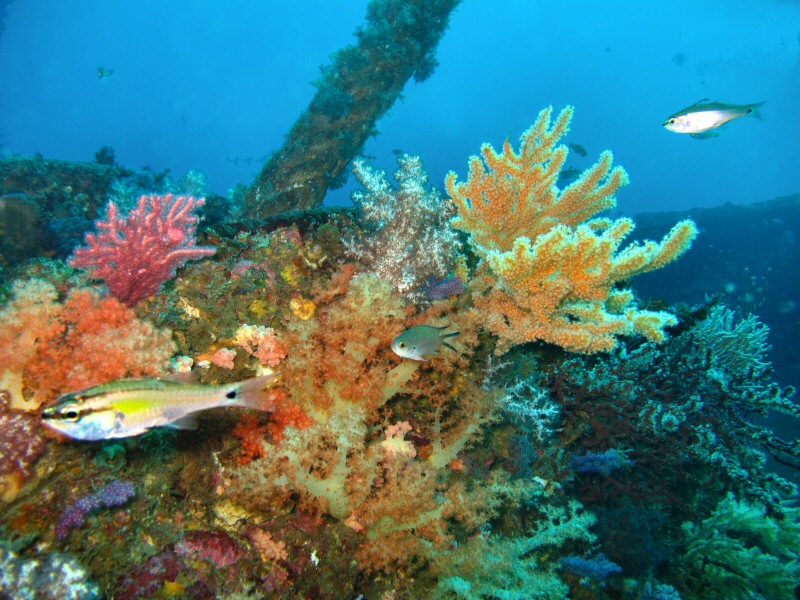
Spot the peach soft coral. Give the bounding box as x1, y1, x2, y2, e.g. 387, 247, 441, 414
224, 265, 505, 572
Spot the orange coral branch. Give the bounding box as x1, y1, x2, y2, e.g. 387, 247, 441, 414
447, 106, 628, 253
447, 106, 698, 354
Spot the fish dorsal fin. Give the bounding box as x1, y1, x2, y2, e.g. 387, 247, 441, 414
691, 98, 710, 106
162, 370, 201, 384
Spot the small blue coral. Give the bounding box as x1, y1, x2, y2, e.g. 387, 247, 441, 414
571, 449, 630, 476
560, 553, 623, 579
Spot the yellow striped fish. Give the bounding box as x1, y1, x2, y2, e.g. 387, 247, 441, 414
41, 375, 277, 441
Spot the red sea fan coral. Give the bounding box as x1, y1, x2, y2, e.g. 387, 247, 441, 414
70, 194, 216, 306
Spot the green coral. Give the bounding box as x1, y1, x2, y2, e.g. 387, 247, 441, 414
680, 493, 800, 599
431, 499, 597, 599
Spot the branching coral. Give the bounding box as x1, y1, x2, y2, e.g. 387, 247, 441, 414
281, 270, 416, 416
224, 268, 502, 572
548, 301, 798, 517
692, 305, 772, 382
447, 106, 698, 354
448, 106, 626, 253
70, 194, 215, 306
430, 499, 598, 599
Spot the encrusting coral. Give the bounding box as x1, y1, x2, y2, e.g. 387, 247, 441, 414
447, 105, 699, 354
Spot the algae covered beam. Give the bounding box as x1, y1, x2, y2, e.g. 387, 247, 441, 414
242, 0, 461, 218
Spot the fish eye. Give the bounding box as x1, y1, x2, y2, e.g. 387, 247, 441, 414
668, 118, 676, 124
62, 407, 81, 421
398, 342, 406, 348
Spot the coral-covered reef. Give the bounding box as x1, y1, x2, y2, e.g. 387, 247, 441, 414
1, 106, 798, 600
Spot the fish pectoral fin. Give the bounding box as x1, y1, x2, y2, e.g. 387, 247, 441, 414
167, 414, 199, 430
691, 129, 722, 139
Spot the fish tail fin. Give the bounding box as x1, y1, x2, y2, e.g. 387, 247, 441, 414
441, 330, 460, 339
233, 374, 280, 412
749, 101, 767, 120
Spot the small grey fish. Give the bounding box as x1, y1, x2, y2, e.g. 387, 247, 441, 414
41, 374, 278, 441
391, 325, 459, 361
557, 166, 583, 187
662, 99, 765, 139
568, 142, 588, 157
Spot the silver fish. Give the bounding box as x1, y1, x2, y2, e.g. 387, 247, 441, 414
391, 325, 459, 361
663, 99, 765, 139
41, 374, 278, 441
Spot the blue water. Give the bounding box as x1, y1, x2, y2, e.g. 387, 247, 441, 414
1, 0, 799, 214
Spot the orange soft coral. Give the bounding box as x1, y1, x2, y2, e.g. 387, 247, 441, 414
232, 413, 270, 466
267, 393, 313, 443
281, 271, 415, 416
447, 105, 628, 253
235, 324, 288, 369
0, 279, 175, 410
0, 279, 62, 410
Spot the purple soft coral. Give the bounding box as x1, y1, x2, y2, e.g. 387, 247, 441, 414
561, 553, 622, 579
56, 480, 135, 540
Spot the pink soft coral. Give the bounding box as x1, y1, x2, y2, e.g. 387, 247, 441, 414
235, 325, 288, 368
